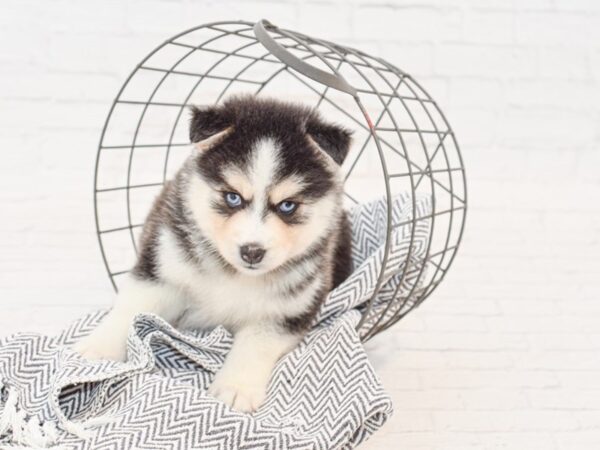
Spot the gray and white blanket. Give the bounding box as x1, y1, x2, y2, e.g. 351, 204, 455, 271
0, 194, 430, 449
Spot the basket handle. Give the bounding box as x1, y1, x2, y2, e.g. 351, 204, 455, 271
253, 19, 357, 97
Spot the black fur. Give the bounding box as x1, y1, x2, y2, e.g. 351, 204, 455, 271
280, 269, 320, 299
190, 96, 352, 201
131, 183, 172, 281
283, 285, 328, 334
306, 116, 352, 166
189, 105, 233, 143
279, 215, 353, 333
190, 96, 354, 334
332, 214, 353, 289
134, 95, 353, 336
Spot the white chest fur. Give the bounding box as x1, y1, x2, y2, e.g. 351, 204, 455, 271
156, 228, 319, 332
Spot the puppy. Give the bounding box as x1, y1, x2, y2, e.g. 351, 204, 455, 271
75, 95, 353, 412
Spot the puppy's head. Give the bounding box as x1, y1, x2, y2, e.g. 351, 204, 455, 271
186, 95, 351, 276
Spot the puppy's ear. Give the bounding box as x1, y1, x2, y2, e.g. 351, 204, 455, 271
189, 105, 232, 151
306, 117, 352, 165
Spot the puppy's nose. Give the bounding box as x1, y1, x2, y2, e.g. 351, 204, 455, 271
240, 243, 266, 264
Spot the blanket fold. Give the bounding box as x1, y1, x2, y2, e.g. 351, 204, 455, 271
0, 194, 431, 449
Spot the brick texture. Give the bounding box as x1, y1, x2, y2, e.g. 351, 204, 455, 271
0, 1, 599, 449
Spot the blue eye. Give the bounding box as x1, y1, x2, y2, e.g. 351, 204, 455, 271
225, 192, 242, 208
278, 200, 297, 215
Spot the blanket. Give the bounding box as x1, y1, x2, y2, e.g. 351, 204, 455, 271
0, 194, 431, 449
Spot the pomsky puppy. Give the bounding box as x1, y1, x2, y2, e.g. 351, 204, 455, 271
75, 95, 353, 412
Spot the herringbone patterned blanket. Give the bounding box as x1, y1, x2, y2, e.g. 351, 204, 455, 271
0, 194, 430, 449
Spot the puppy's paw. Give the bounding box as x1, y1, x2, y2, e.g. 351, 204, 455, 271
208, 371, 267, 413
73, 330, 127, 362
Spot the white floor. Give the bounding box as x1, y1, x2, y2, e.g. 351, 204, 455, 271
1, 178, 599, 449
360, 178, 600, 450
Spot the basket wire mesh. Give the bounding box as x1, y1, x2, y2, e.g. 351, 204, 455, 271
93, 19, 467, 341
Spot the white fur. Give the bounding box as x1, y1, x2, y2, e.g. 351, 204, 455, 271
207, 325, 300, 412
75, 134, 343, 413
186, 137, 341, 278
75, 226, 316, 412
234, 137, 279, 247
76, 211, 328, 412
74, 275, 184, 361
158, 227, 321, 332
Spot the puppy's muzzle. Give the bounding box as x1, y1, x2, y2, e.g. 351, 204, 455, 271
240, 243, 266, 265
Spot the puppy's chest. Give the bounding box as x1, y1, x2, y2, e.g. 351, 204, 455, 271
158, 240, 310, 331
177, 268, 306, 330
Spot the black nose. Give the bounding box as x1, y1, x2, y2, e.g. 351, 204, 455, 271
240, 243, 266, 264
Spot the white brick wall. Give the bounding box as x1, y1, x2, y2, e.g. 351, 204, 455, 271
1, 1, 599, 448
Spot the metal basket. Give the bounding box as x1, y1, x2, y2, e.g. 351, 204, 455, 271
93, 19, 467, 341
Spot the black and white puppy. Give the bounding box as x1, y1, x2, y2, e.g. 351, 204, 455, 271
75, 95, 353, 412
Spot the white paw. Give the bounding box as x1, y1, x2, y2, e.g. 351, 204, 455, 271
73, 329, 127, 362
208, 371, 267, 413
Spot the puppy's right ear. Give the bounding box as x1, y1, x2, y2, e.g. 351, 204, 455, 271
189, 105, 232, 151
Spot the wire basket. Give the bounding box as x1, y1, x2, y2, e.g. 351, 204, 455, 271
93, 19, 467, 341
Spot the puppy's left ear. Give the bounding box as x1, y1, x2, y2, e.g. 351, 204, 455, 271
306, 117, 352, 166
189, 105, 232, 151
